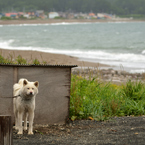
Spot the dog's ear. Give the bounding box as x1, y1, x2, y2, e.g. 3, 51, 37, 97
34, 81, 39, 88
23, 79, 28, 86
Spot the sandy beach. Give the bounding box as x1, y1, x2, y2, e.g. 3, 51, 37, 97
0, 48, 109, 68
0, 18, 144, 25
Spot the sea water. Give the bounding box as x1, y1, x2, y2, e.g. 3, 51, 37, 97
0, 22, 145, 73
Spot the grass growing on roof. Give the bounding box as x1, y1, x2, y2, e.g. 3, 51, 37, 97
33, 58, 40, 65
16, 55, 27, 64
0, 54, 42, 64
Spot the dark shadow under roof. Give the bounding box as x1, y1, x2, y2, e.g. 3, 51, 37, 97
0, 63, 77, 68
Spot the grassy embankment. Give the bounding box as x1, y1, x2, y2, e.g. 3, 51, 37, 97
1, 54, 145, 121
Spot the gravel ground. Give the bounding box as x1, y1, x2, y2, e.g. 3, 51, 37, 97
13, 116, 145, 145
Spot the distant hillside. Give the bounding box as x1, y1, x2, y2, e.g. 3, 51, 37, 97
0, 0, 145, 16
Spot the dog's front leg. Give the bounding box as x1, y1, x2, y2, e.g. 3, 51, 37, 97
17, 111, 23, 134
28, 110, 34, 135
23, 112, 28, 131
13, 100, 18, 130
14, 110, 19, 130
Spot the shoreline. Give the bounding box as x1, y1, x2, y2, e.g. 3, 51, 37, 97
0, 48, 144, 73
0, 19, 145, 25
0, 48, 144, 84
0, 48, 109, 68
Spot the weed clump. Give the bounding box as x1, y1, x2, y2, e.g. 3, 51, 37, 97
70, 74, 145, 121
16, 55, 27, 64
33, 58, 40, 65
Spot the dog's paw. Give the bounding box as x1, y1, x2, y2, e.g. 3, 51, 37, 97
17, 131, 23, 135
13, 126, 18, 130
23, 127, 27, 131
28, 131, 34, 135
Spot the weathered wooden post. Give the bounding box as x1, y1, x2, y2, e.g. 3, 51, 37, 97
0, 116, 12, 145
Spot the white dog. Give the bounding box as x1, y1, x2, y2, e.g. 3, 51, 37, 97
13, 78, 39, 135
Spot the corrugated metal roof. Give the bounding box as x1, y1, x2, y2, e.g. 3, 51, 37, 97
0, 63, 77, 68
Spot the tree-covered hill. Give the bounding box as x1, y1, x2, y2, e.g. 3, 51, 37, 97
0, 0, 145, 15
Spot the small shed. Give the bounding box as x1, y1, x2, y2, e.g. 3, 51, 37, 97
0, 64, 77, 125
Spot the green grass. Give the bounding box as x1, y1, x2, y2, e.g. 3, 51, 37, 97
70, 74, 145, 121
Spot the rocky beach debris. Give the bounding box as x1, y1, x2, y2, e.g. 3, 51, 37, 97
72, 68, 144, 84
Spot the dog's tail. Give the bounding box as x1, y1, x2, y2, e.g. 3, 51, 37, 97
18, 78, 28, 85
13, 83, 21, 96
13, 78, 28, 96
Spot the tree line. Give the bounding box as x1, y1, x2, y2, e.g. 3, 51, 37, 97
0, 0, 145, 16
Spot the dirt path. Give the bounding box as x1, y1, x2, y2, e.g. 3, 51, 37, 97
13, 116, 145, 145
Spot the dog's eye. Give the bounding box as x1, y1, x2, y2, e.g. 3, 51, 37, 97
27, 88, 30, 89
32, 88, 34, 90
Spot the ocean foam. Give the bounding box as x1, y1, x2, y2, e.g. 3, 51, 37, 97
0, 39, 145, 66
142, 50, 145, 54
0, 39, 15, 48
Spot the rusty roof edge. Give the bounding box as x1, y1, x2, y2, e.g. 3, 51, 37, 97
0, 63, 78, 68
